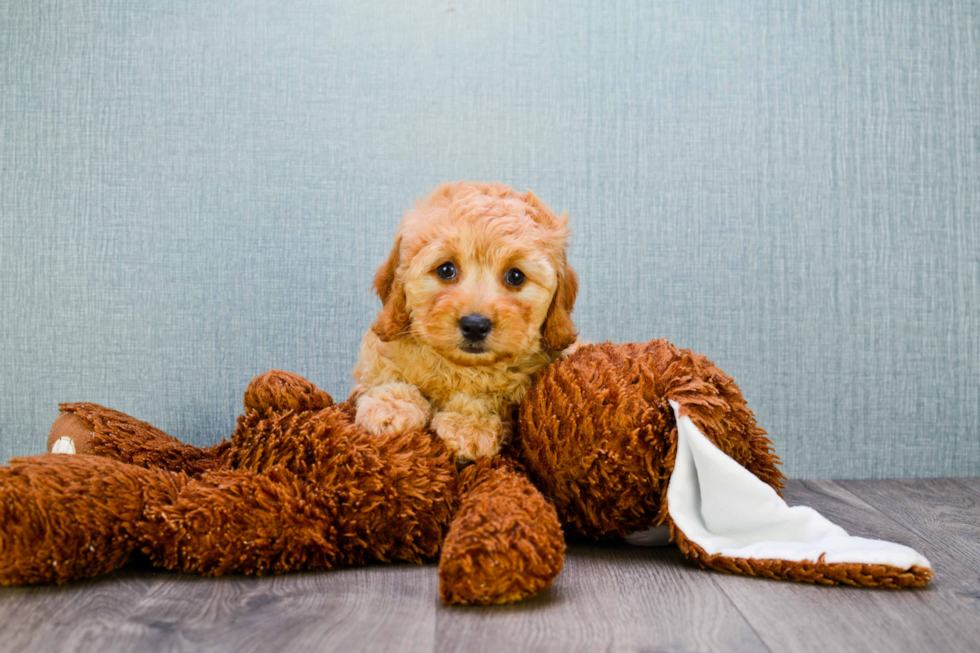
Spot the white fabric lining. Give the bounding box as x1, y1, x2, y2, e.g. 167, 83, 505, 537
630, 401, 930, 571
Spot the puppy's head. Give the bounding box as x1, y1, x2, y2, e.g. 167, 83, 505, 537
371, 182, 577, 366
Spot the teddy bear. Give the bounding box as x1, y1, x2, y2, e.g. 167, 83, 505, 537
0, 368, 563, 605
0, 340, 932, 605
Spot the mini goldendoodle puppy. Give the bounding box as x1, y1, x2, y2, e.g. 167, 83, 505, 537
350, 182, 578, 462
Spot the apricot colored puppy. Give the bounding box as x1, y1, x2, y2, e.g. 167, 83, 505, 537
351, 182, 578, 462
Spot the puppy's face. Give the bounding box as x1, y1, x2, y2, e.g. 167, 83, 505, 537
403, 216, 558, 365
372, 183, 577, 366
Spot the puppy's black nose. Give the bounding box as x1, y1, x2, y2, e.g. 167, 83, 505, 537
459, 314, 492, 342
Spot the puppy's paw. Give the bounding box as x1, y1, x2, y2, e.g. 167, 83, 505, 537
431, 411, 504, 463
355, 382, 432, 435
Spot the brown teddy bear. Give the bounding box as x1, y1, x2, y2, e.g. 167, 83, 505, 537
0, 340, 931, 605
1, 368, 562, 605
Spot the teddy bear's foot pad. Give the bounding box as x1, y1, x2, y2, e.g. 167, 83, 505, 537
50, 437, 76, 454
47, 412, 95, 455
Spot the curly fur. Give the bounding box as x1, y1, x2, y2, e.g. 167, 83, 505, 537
352, 182, 578, 463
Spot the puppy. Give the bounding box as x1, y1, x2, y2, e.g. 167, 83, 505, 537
350, 182, 578, 463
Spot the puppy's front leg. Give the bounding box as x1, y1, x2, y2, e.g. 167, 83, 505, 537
431, 395, 509, 463
354, 382, 433, 435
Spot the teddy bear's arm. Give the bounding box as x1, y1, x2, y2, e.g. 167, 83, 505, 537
438, 456, 565, 605
242, 370, 334, 417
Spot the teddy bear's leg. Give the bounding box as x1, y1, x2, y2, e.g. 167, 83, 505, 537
438, 457, 565, 605
43, 371, 331, 474
0, 454, 185, 585
47, 403, 230, 475
242, 370, 333, 417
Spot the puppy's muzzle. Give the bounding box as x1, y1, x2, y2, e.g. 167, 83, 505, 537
459, 314, 492, 343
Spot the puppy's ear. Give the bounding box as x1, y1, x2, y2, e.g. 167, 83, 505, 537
525, 191, 578, 350
371, 237, 411, 342
541, 259, 578, 351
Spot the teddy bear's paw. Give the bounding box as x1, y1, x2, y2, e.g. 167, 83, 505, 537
439, 462, 565, 605
244, 370, 334, 415
46, 411, 95, 455
431, 411, 504, 463
355, 382, 432, 435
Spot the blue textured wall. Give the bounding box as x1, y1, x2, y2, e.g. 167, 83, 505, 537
2, 1, 978, 478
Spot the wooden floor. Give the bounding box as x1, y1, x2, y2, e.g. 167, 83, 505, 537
1, 479, 978, 653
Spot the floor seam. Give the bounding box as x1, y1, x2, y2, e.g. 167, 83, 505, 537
708, 575, 776, 653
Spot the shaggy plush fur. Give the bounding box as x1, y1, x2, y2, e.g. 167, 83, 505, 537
517, 339, 784, 539
517, 339, 932, 588
0, 371, 564, 602
439, 457, 565, 604
352, 182, 578, 463
1, 342, 930, 596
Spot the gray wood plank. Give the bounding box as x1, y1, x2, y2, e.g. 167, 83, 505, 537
435, 543, 770, 653
710, 480, 980, 653
953, 477, 980, 500
0, 570, 159, 653
838, 479, 980, 605
0, 563, 438, 653
126, 564, 437, 653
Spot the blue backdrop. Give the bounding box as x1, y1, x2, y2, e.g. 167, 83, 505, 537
2, 0, 977, 478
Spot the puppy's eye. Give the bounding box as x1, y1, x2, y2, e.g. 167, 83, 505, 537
505, 268, 526, 287
435, 262, 457, 280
